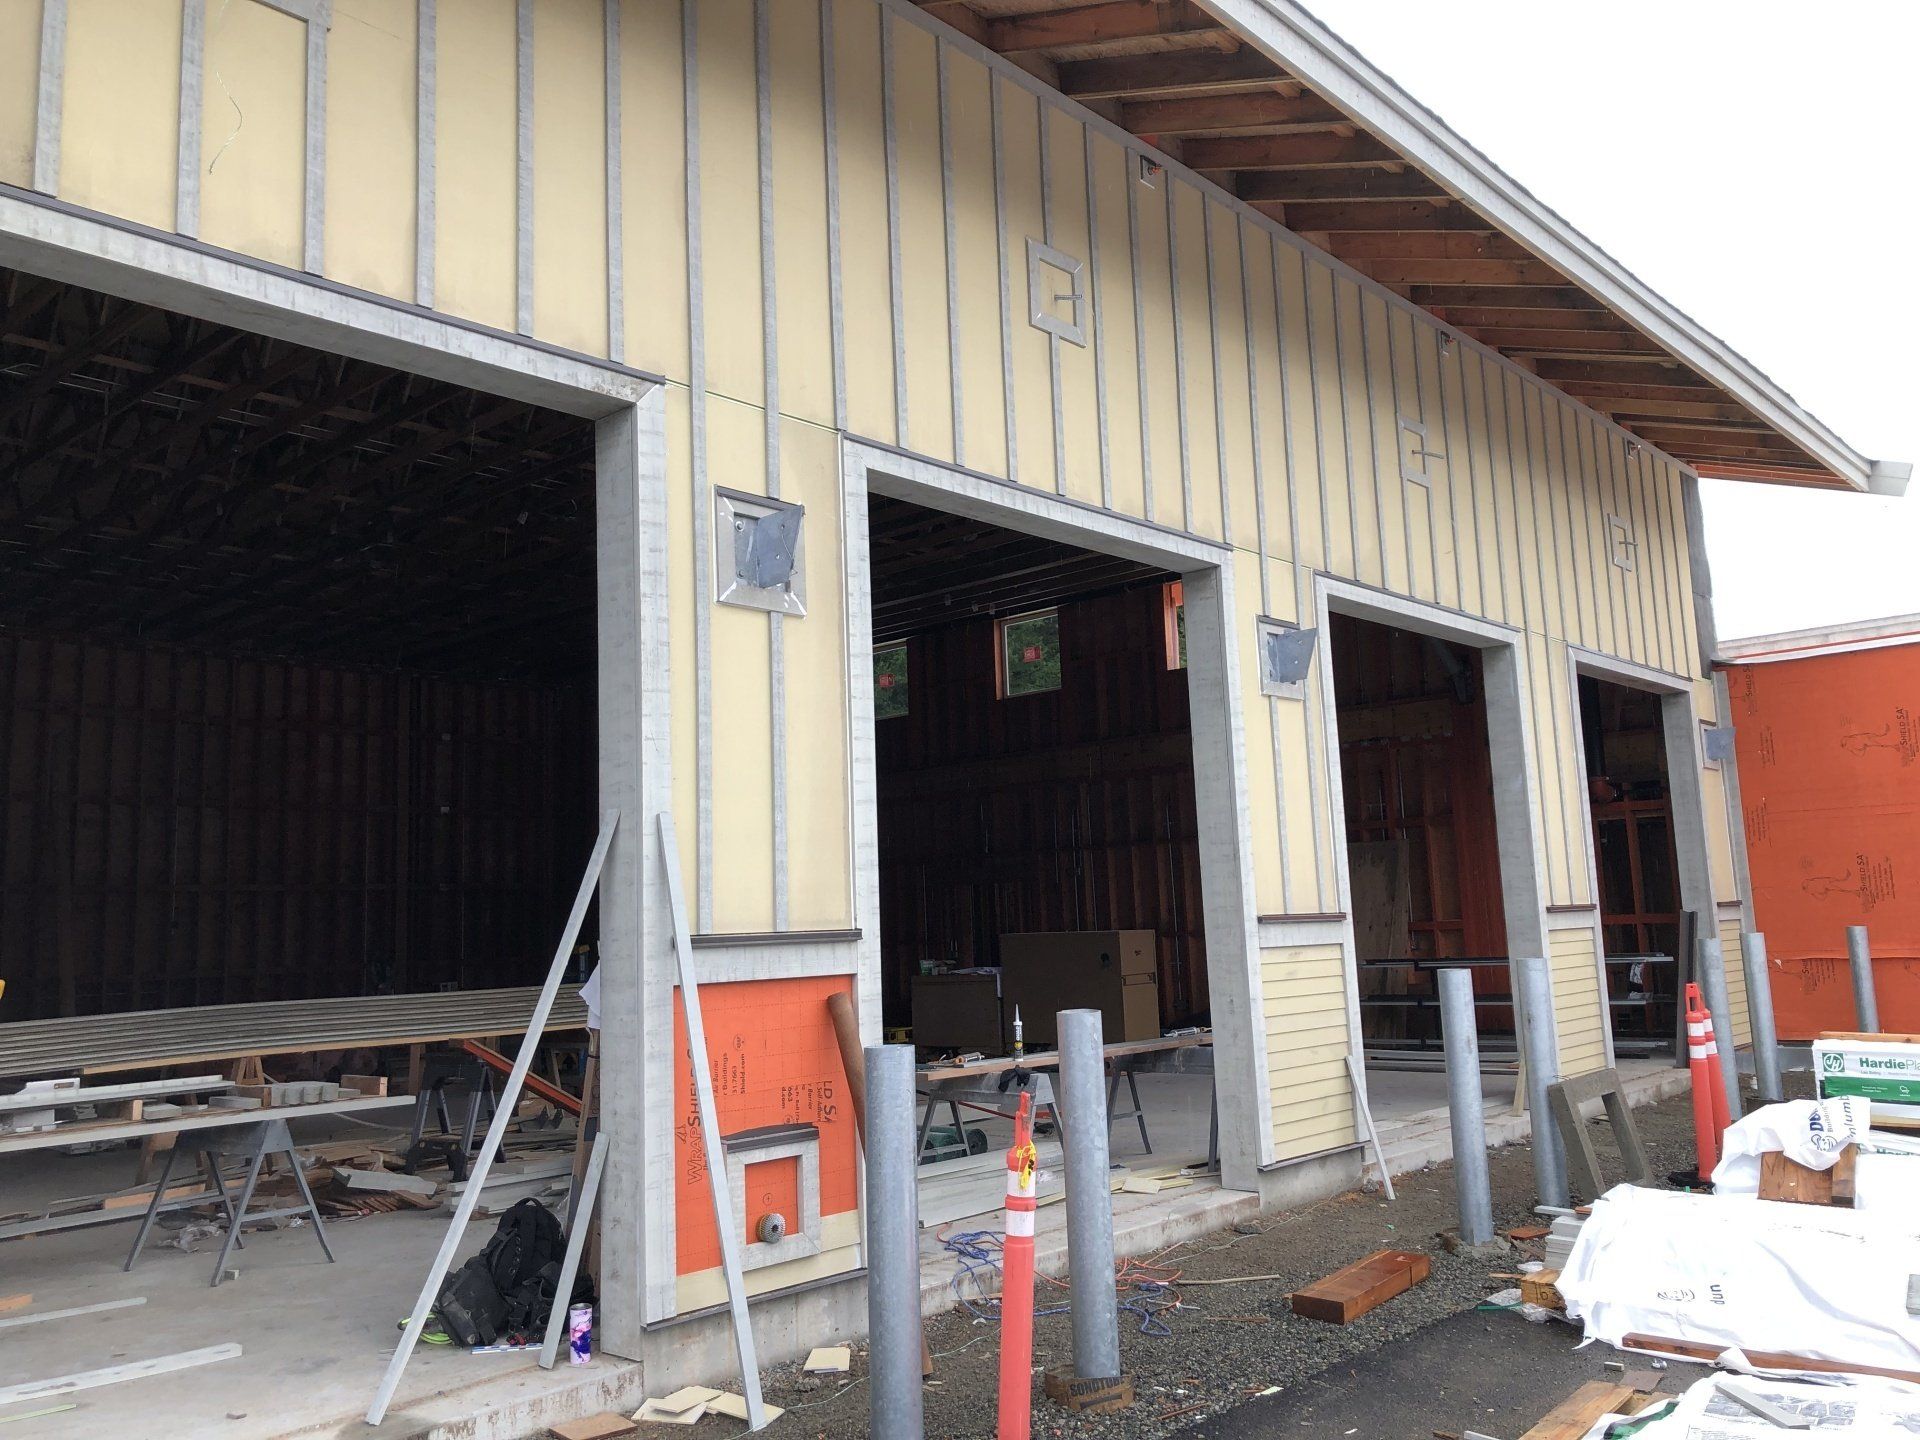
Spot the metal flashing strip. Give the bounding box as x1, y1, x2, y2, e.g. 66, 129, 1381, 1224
302, 0, 328, 274
937, 39, 964, 466
603, 0, 623, 363
515, 0, 534, 336
176, 0, 205, 237
880, 5, 907, 442
33, 0, 66, 197
682, 0, 714, 930
757, 0, 788, 932
415, 0, 436, 308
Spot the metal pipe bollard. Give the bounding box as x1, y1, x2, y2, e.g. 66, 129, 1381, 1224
1516, 954, 1568, 1208
1058, 1009, 1121, 1385
1438, 967, 1495, 1245
865, 1045, 924, 1440
1847, 926, 1881, 1033
1696, 938, 1742, 1119
1741, 932, 1784, 1103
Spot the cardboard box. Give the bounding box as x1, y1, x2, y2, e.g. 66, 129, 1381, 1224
997, 931, 1160, 1050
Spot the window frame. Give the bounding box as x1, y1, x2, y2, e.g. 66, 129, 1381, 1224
995, 607, 1063, 700
872, 641, 910, 720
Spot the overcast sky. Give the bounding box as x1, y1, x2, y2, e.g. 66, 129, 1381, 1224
1299, 0, 1919, 641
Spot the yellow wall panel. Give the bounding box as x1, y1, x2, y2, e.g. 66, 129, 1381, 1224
1718, 913, 1752, 1046
1172, 184, 1221, 541
532, 0, 608, 357
832, 0, 893, 445
1088, 133, 1142, 518
1388, 307, 1434, 602
997, 81, 1054, 495
60, 0, 179, 228
1212, 215, 1260, 555
1242, 223, 1285, 563
1045, 107, 1101, 509
781, 419, 851, 929
322, 0, 413, 300
891, 21, 953, 464
771, 0, 833, 428
1433, 342, 1479, 617
1305, 264, 1355, 579
946, 51, 1006, 476
1549, 927, 1607, 1077
435, 0, 517, 330
619, 0, 689, 384
0, 0, 38, 188
1132, 174, 1183, 531
698, 0, 762, 409
1238, 560, 1285, 915
198, 0, 306, 269
1262, 943, 1357, 1158
1565, 407, 1613, 657
1273, 247, 1323, 573
706, 395, 774, 932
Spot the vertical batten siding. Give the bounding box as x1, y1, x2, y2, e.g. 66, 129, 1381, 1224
530, 0, 609, 358
56, 0, 179, 231
321, 0, 415, 300
890, 19, 952, 465
833, 0, 895, 446
945, 54, 1008, 476
1049, 110, 1102, 509
998, 84, 1055, 495
1091, 133, 1145, 520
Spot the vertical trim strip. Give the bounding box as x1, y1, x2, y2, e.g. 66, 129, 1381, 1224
604, 0, 624, 363
34, 0, 67, 197
990, 74, 1017, 485
1203, 200, 1232, 544
756, 0, 788, 931
303, 2, 327, 273
1167, 179, 1193, 531
880, 6, 907, 442
937, 40, 963, 466
1126, 156, 1151, 518
683, 0, 713, 931
414, 0, 436, 308
1084, 127, 1110, 511
176, 0, 205, 237
1039, 97, 1064, 494
820, 0, 845, 434
515, 0, 534, 336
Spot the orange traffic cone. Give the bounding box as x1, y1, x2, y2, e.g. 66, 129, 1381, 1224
1684, 982, 1724, 1182
996, 1093, 1038, 1440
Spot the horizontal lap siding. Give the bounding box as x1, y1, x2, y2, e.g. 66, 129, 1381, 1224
1263, 943, 1357, 1160
1719, 913, 1752, 1046
1549, 926, 1606, 1077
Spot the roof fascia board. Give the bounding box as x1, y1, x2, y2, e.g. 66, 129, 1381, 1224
1715, 612, 1920, 664
1196, 0, 1877, 491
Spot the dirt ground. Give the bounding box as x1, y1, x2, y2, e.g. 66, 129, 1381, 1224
698, 1082, 1714, 1440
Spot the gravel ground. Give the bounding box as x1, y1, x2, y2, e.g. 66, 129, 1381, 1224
673, 1083, 1717, 1440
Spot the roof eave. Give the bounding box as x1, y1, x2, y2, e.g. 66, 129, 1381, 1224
1197, 0, 1883, 491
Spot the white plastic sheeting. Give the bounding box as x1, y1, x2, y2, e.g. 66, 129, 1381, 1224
1558, 1185, 1920, 1375
1577, 1373, 1920, 1438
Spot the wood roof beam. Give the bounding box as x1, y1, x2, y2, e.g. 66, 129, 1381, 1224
1531, 358, 1716, 388
1181, 130, 1402, 170
1117, 88, 1350, 135
1278, 200, 1492, 233
981, 1, 1222, 55
1237, 167, 1447, 203
1406, 284, 1604, 311
1343, 256, 1571, 286
1428, 305, 1638, 332
1058, 45, 1286, 100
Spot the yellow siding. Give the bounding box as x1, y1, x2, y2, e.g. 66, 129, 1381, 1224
770, 0, 834, 429
698, 0, 762, 409
1549, 926, 1607, 1078
892, 21, 952, 464
1262, 944, 1358, 1160
619, 0, 689, 380
948, 54, 1008, 476
1089, 133, 1142, 517
1048, 107, 1102, 510
1718, 913, 1752, 1047
531, 0, 609, 357
1239, 560, 1285, 916
0, 0, 38, 188
434, 0, 517, 330
832, 0, 893, 445
325, 0, 415, 301
998, 81, 1054, 495
665, 384, 701, 921
60, 0, 179, 228
1132, 172, 1183, 532
198, 0, 306, 269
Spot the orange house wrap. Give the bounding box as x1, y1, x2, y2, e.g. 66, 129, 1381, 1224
1723, 619, 1920, 1039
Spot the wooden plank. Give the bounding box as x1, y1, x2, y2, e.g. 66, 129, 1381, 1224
548, 1412, 638, 1440
1621, 1334, 1920, 1384
1520, 1269, 1565, 1312
1519, 1381, 1645, 1439
1758, 1147, 1855, 1207
1290, 1248, 1430, 1324
1118, 91, 1349, 136
0, 1094, 410, 1157
0, 1343, 242, 1405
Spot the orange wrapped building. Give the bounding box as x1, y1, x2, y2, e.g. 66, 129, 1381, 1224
1720, 615, 1920, 1039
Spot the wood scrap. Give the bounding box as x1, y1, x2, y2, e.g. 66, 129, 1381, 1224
549, 1415, 639, 1440
1291, 1248, 1431, 1324
804, 1344, 851, 1373
1519, 1269, 1565, 1312
1621, 1333, 1920, 1384
1759, 1148, 1858, 1207
336, 1167, 438, 1197
1518, 1381, 1652, 1439
340, 1073, 388, 1097
1505, 1224, 1550, 1242
706, 1392, 782, 1422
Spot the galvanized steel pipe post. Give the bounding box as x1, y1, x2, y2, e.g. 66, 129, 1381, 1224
1058, 1008, 1120, 1384
1696, 938, 1743, 1118
1437, 967, 1495, 1245
865, 1044, 924, 1440
1740, 932, 1783, 1103
1847, 926, 1881, 1033
1515, 954, 1568, 1208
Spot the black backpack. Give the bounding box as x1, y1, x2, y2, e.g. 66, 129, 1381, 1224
434, 1198, 593, 1346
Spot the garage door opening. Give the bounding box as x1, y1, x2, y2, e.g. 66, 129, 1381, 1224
863, 491, 1219, 1217
1328, 611, 1517, 1120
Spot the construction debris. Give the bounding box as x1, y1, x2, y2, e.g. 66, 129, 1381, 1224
1290, 1248, 1431, 1325
803, 1345, 852, 1373
549, 1414, 639, 1439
